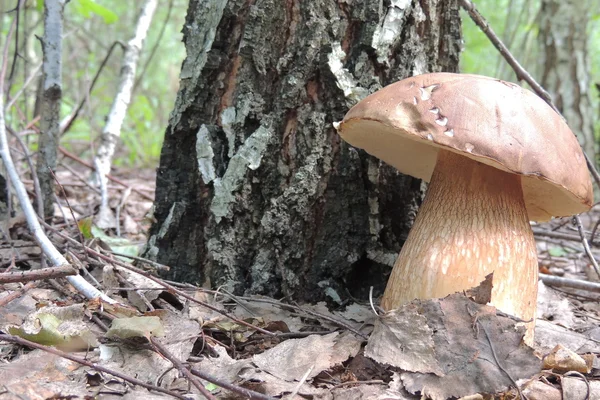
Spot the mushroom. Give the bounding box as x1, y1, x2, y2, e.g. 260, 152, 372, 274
336, 73, 593, 342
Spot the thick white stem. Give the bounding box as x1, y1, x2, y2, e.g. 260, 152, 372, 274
381, 150, 538, 341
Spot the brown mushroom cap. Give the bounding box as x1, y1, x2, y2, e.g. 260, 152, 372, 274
337, 73, 593, 221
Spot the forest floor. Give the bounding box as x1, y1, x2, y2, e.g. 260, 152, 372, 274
0, 164, 599, 400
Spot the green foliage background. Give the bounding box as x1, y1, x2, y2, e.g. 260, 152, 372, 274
2, 0, 187, 167
2, 0, 599, 167
461, 0, 600, 141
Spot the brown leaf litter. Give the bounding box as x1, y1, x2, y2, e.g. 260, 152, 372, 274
1, 167, 600, 399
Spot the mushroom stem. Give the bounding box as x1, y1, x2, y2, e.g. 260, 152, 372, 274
381, 149, 538, 338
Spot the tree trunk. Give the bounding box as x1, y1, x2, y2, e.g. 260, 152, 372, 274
37, 0, 67, 219
539, 0, 597, 165
144, 0, 462, 303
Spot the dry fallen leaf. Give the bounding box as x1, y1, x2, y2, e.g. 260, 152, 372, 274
106, 316, 165, 340
253, 331, 362, 381
521, 380, 562, 400
7, 303, 98, 350
562, 376, 600, 399
542, 344, 591, 373
365, 293, 542, 400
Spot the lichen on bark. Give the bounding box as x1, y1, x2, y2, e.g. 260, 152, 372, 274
144, 0, 462, 302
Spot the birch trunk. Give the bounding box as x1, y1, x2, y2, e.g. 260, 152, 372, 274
144, 0, 462, 302
36, 0, 66, 218
539, 0, 597, 165
93, 0, 157, 194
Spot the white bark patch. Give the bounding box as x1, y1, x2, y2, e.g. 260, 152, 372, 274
93, 0, 157, 188
195, 125, 217, 184
327, 43, 368, 104
158, 203, 179, 239
371, 0, 411, 65
220, 107, 237, 158
211, 125, 272, 222
180, 2, 227, 80
413, 52, 428, 76
367, 249, 397, 267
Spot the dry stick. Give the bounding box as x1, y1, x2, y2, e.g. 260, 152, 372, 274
188, 367, 277, 400
232, 294, 369, 340
540, 274, 600, 294
0, 334, 190, 400
589, 217, 600, 244
107, 250, 170, 272
532, 228, 599, 245
0, 264, 76, 284
574, 215, 600, 278
40, 219, 275, 337
48, 167, 88, 252
5, 126, 45, 268
60, 41, 125, 135
563, 371, 591, 400
331, 380, 386, 389
94, 157, 112, 226
0, 14, 113, 304
288, 364, 314, 399
5, 62, 41, 111
59, 147, 154, 201
0, 281, 37, 308
115, 186, 132, 237
5, 0, 20, 94
59, 161, 101, 194
150, 338, 216, 400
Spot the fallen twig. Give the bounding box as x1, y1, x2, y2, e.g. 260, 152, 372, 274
573, 216, 600, 279
0, 281, 37, 307
59, 147, 154, 201
533, 228, 598, 245
232, 294, 370, 340
0, 21, 114, 304
150, 338, 217, 400
539, 274, 600, 294
0, 334, 190, 400
40, 219, 276, 337
0, 264, 77, 284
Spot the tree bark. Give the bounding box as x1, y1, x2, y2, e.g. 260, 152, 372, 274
144, 0, 462, 303
93, 0, 158, 194
539, 0, 597, 165
36, 0, 67, 219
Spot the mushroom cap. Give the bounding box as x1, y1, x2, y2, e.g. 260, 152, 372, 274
337, 73, 593, 221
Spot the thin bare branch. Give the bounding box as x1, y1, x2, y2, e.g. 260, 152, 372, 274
459, 0, 600, 187
0, 334, 190, 400
540, 273, 600, 293
0, 264, 76, 283
0, 11, 115, 303
573, 215, 600, 278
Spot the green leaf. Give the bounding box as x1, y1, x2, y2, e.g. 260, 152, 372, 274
205, 383, 218, 392
548, 246, 567, 257
106, 316, 165, 340
8, 310, 98, 350
36, 0, 44, 12
90, 226, 140, 260
77, 217, 94, 239
73, 0, 118, 24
